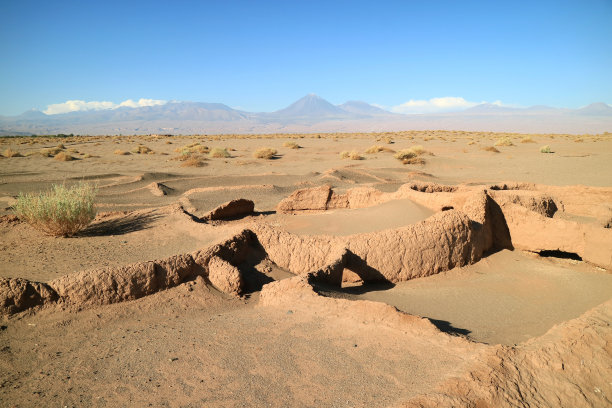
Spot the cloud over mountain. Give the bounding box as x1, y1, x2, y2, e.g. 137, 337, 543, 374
43, 98, 167, 115
391, 97, 504, 114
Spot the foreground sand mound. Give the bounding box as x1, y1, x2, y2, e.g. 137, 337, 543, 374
404, 299, 612, 408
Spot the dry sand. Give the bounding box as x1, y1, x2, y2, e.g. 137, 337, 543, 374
1, 131, 611, 407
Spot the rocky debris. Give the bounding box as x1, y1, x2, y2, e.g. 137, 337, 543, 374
0, 278, 58, 315
404, 299, 612, 408
147, 182, 174, 197
277, 185, 332, 213
203, 199, 255, 220
207, 256, 243, 296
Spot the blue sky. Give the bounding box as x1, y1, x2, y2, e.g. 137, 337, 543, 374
1, 0, 611, 115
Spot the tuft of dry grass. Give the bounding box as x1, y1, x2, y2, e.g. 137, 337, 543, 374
520, 136, 536, 143
340, 150, 364, 160
180, 155, 208, 167
3, 148, 23, 157
394, 145, 430, 162
114, 150, 130, 155
494, 136, 514, 146
574, 137, 583, 143
253, 147, 278, 159
540, 145, 553, 153
54, 152, 75, 161
132, 145, 153, 154
482, 146, 500, 153
402, 157, 426, 165
283, 141, 300, 149
13, 183, 97, 237
209, 147, 231, 158
365, 145, 395, 154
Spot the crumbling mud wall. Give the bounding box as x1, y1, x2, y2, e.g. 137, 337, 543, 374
2, 181, 610, 316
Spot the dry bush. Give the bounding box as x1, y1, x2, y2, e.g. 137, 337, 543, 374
114, 150, 130, 155
67, 148, 78, 153
402, 157, 426, 165
394, 145, 430, 161
482, 146, 500, 153
365, 145, 395, 154
54, 152, 75, 161
574, 137, 583, 143
340, 150, 364, 160
520, 136, 536, 143
56, 143, 65, 149
283, 141, 300, 149
495, 136, 514, 146
180, 155, 208, 167
253, 147, 278, 159
467, 141, 476, 145
13, 183, 97, 237
209, 147, 231, 158
132, 145, 153, 154
540, 145, 553, 153
3, 148, 23, 157
165, 140, 173, 144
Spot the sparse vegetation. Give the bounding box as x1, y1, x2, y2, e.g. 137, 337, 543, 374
180, 155, 208, 167
283, 141, 300, 149
132, 145, 153, 154
365, 145, 395, 154
114, 150, 130, 155
209, 147, 231, 158
2, 148, 22, 157
482, 146, 500, 153
520, 136, 536, 143
394, 145, 430, 162
54, 152, 75, 161
13, 183, 97, 237
340, 151, 364, 160
253, 147, 278, 159
495, 136, 514, 146
540, 145, 553, 153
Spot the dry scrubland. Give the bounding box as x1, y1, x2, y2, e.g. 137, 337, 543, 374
1, 130, 612, 407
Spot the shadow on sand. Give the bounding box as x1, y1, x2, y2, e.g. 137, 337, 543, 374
79, 213, 161, 237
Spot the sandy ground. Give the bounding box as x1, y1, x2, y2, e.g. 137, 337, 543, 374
0, 131, 611, 407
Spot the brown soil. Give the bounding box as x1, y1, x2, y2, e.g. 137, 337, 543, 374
0, 131, 611, 407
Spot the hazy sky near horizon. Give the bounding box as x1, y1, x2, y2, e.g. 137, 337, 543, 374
1, 0, 611, 115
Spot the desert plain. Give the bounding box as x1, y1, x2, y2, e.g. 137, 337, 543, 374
0, 130, 611, 407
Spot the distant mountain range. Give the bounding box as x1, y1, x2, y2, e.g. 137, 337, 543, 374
1, 94, 611, 135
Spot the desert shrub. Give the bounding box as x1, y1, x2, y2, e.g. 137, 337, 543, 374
402, 157, 426, 165
394, 145, 430, 161
365, 145, 395, 154
180, 155, 208, 167
494, 136, 514, 146
283, 141, 300, 149
253, 147, 278, 159
132, 145, 152, 154
574, 137, 583, 143
56, 143, 65, 149
54, 152, 75, 161
520, 136, 536, 143
3, 148, 22, 157
13, 183, 97, 237
482, 146, 500, 153
114, 150, 130, 155
540, 145, 553, 153
340, 150, 363, 160
209, 147, 230, 158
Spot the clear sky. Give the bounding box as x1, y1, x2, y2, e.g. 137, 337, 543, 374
1, 0, 611, 115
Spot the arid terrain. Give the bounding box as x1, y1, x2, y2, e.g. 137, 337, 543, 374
1, 130, 611, 407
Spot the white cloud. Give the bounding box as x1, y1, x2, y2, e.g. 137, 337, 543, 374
43, 98, 167, 115
391, 97, 503, 114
